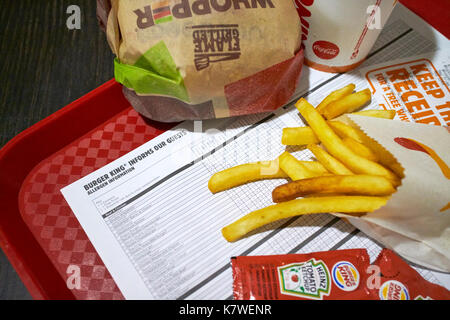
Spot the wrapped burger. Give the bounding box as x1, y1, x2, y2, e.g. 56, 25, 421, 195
97, 0, 303, 122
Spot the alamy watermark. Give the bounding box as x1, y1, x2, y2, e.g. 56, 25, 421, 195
66, 264, 81, 290
367, 4, 383, 30
66, 5, 81, 30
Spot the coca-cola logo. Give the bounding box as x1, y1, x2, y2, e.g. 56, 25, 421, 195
312, 41, 340, 60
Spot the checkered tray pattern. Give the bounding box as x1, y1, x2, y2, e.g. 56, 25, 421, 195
18, 107, 169, 299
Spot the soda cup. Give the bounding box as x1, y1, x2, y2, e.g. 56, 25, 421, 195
295, 0, 398, 73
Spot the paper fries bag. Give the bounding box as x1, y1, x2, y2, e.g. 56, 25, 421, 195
339, 115, 450, 272
97, 0, 303, 122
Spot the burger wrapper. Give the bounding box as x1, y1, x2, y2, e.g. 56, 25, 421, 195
97, 0, 303, 122
337, 115, 450, 272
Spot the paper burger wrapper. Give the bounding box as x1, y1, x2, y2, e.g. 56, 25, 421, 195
97, 0, 303, 122
335, 115, 450, 272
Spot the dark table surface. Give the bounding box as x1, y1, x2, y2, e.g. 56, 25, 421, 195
0, 0, 114, 300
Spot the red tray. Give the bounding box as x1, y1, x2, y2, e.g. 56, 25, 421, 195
0, 80, 175, 299
0, 0, 447, 300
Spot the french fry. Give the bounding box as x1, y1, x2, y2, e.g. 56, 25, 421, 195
316, 83, 356, 113
208, 160, 288, 193
342, 137, 379, 162
282, 127, 319, 145
328, 121, 365, 143
296, 98, 400, 186
307, 144, 354, 175
333, 121, 405, 178
355, 134, 405, 178
321, 89, 372, 120
381, 160, 404, 178
283, 119, 376, 147
333, 120, 405, 178
300, 161, 329, 175
282, 122, 364, 146
222, 196, 389, 242
352, 109, 396, 119
208, 159, 331, 194
279, 152, 316, 181
272, 175, 395, 202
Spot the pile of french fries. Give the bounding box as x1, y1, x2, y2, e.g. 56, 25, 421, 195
208, 84, 404, 242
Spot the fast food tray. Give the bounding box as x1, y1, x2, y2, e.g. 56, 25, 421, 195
0, 80, 176, 299
0, 0, 447, 300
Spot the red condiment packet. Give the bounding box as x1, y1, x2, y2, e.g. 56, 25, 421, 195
232, 249, 375, 300
373, 249, 450, 300
232, 248, 450, 300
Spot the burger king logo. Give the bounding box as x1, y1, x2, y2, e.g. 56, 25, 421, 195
312, 40, 340, 60
332, 261, 360, 291
379, 280, 410, 300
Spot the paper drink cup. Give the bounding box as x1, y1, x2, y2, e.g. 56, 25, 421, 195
295, 0, 398, 73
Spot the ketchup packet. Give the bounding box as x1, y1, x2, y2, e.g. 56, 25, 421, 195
373, 249, 450, 300
232, 249, 375, 300
232, 249, 450, 300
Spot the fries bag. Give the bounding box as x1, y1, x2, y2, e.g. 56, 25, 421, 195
97, 0, 303, 122
337, 115, 450, 272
